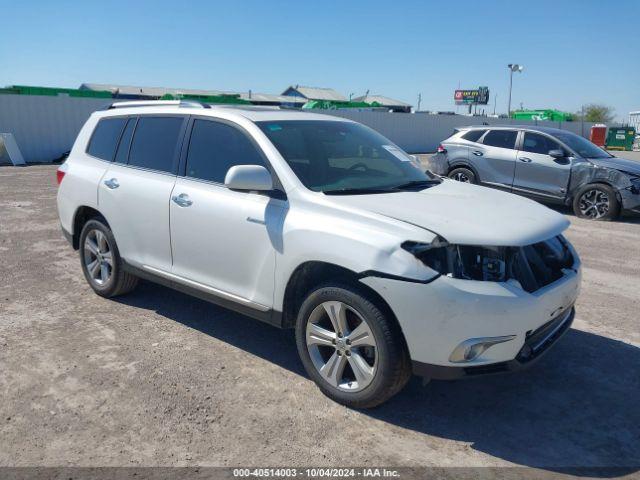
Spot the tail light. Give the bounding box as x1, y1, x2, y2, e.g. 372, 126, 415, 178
437, 144, 447, 154
56, 167, 66, 185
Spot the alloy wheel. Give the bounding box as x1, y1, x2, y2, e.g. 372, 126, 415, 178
579, 189, 610, 219
451, 172, 471, 183
83, 229, 113, 286
305, 301, 378, 392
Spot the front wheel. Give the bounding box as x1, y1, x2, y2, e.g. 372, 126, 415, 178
295, 284, 411, 408
572, 184, 620, 221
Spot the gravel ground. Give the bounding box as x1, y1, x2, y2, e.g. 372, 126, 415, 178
1, 165, 639, 472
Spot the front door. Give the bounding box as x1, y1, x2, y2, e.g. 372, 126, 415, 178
513, 131, 571, 201
169, 118, 286, 310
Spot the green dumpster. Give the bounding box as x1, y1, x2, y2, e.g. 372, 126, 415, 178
605, 127, 636, 151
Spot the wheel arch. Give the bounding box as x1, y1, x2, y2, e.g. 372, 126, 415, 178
569, 180, 622, 204
447, 161, 480, 181
280, 261, 404, 341
71, 206, 109, 250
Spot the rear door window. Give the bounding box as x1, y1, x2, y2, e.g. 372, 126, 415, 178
522, 132, 561, 155
482, 130, 518, 149
462, 129, 486, 143
128, 116, 185, 173
185, 119, 267, 184
87, 117, 127, 161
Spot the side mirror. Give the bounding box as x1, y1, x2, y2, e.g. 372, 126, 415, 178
224, 165, 273, 191
548, 149, 565, 159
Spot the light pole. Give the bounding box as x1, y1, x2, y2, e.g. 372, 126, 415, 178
507, 63, 524, 118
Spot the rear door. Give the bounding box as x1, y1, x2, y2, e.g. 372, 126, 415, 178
471, 129, 518, 190
98, 115, 187, 271
513, 131, 571, 201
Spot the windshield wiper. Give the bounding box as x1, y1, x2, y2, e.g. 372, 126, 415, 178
391, 179, 442, 190
323, 187, 398, 195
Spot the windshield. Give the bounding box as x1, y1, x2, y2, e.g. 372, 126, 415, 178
257, 120, 436, 193
553, 131, 612, 159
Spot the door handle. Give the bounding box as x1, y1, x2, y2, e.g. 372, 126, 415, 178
104, 178, 119, 189
472, 150, 484, 156
172, 193, 193, 207
519, 157, 532, 163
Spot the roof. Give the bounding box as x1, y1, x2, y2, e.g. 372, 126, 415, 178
80, 83, 231, 97
282, 85, 347, 101
462, 124, 572, 135
239, 92, 307, 104
97, 101, 354, 123
351, 94, 411, 107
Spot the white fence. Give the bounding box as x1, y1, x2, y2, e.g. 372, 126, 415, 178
311, 110, 598, 153
0, 95, 113, 163
0, 94, 603, 162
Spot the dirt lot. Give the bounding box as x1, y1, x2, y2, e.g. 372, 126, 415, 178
1, 165, 639, 471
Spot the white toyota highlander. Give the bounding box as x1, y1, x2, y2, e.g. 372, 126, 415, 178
57, 101, 582, 408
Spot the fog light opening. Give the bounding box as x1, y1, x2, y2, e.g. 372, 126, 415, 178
450, 335, 517, 363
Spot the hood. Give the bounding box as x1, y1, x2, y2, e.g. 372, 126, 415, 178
587, 156, 640, 176
326, 180, 569, 247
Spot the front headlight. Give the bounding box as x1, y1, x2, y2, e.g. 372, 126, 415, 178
402, 235, 575, 291
402, 239, 507, 282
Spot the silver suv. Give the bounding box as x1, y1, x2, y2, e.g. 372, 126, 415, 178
430, 125, 640, 220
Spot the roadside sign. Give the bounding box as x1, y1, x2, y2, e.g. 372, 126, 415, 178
454, 86, 489, 105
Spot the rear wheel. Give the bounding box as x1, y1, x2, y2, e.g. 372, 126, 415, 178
448, 167, 476, 184
79, 219, 138, 297
573, 184, 620, 221
295, 284, 411, 408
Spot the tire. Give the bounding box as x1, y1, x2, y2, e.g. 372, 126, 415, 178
448, 167, 476, 184
572, 183, 620, 221
295, 283, 411, 409
79, 218, 138, 298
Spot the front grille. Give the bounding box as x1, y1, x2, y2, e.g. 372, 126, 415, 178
516, 308, 574, 363
507, 235, 574, 293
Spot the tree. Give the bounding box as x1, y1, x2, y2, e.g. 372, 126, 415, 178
576, 104, 615, 123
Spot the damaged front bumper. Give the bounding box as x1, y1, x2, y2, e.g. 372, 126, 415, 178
621, 184, 640, 213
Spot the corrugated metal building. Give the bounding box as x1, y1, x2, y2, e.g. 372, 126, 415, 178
352, 94, 412, 113
281, 85, 347, 102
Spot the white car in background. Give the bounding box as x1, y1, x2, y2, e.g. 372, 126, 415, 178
57, 101, 581, 408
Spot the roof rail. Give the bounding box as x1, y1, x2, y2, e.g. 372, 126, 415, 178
104, 100, 211, 110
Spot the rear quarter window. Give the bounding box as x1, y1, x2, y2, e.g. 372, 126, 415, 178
86, 117, 127, 161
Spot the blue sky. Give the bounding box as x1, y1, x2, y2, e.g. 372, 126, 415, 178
1, 0, 638, 119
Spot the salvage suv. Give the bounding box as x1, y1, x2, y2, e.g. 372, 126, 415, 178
431, 125, 640, 220
57, 101, 581, 408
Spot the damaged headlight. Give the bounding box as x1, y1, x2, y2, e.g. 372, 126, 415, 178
402, 235, 575, 290
402, 239, 507, 282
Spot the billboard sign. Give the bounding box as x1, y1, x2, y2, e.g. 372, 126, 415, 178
454, 86, 489, 105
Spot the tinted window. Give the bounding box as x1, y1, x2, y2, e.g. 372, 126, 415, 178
186, 120, 266, 183
522, 132, 560, 155
482, 130, 518, 149
554, 131, 612, 159
462, 129, 486, 143
128, 117, 184, 173
87, 118, 127, 161
258, 120, 435, 193
114, 118, 136, 164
